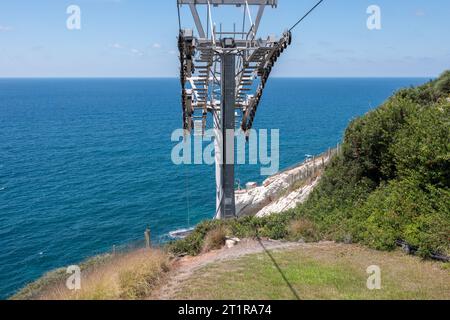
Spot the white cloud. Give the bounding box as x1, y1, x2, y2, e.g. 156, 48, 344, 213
109, 43, 145, 56
152, 43, 162, 49
131, 48, 144, 56
110, 43, 123, 49
168, 50, 177, 55
415, 10, 425, 17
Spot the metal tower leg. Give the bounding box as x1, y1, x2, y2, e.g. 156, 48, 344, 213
215, 52, 236, 219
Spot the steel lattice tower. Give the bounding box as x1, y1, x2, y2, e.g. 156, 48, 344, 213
177, 0, 292, 219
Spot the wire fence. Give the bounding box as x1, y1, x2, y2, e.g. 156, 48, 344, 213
105, 232, 178, 257
267, 144, 341, 194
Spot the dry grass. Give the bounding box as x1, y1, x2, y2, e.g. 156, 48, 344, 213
287, 218, 321, 242
202, 227, 228, 253
31, 249, 169, 300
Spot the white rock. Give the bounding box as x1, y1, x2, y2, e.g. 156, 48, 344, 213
246, 182, 258, 190
255, 177, 320, 217
235, 154, 332, 217
225, 238, 240, 249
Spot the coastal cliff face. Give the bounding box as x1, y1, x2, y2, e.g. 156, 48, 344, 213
255, 178, 320, 217
235, 150, 337, 218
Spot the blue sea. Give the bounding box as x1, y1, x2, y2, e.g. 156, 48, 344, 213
0, 78, 428, 298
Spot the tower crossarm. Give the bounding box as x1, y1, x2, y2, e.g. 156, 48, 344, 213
240, 31, 292, 135
177, 0, 277, 6
178, 32, 292, 135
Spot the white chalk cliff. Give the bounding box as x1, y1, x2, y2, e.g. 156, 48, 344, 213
235, 151, 335, 218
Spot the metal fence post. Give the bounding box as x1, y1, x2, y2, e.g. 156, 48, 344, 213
145, 227, 151, 248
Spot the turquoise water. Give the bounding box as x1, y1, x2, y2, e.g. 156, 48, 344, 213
0, 78, 427, 298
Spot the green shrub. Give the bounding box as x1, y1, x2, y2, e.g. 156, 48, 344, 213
168, 220, 224, 256
433, 70, 450, 96
287, 218, 320, 242
392, 104, 450, 188
202, 226, 228, 252
356, 179, 450, 256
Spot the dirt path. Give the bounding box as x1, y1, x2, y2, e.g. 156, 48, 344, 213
151, 239, 334, 300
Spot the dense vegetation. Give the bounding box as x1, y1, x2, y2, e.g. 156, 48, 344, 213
298, 71, 450, 257
170, 71, 450, 259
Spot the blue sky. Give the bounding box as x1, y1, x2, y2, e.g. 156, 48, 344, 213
0, 0, 449, 77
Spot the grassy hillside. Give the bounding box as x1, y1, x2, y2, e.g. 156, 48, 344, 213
298, 71, 450, 257
171, 71, 450, 258
12, 249, 169, 300
170, 244, 450, 300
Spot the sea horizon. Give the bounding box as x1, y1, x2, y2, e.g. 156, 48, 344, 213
0, 76, 434, 79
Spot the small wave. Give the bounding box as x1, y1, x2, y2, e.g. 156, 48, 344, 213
0, 187, 5, 191
169, 227, 195, 239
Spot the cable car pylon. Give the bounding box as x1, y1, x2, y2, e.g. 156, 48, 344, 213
177, 0, 292, 219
